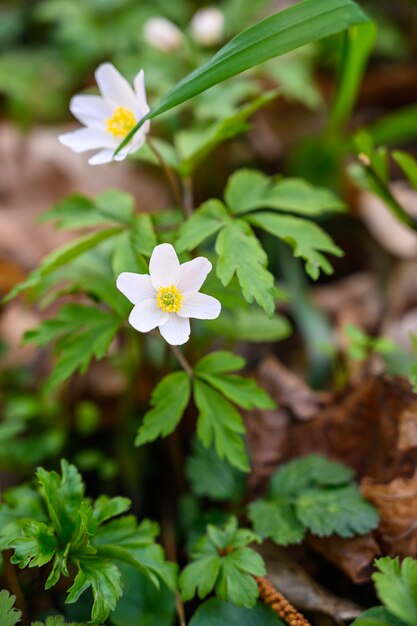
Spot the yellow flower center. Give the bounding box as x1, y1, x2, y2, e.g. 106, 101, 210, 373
105, 106, 136, 138
156, 285, 183, 313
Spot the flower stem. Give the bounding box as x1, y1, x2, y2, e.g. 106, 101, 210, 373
256, 576, 312, 626
182, 176, 194, 218
148, 138, 185, 214
169, 344, 193, 377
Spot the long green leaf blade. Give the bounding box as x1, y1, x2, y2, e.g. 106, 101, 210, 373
117, 0, 369, 152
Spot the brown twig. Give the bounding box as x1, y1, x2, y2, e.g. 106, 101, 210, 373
256, 576, 312, 626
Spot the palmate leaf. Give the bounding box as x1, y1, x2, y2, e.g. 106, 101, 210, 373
118, 0, 369, 149
215, 220, 276, 316
225, 169, 345, 216
135, 371, 191, 445
176, 200, 228, 252
180, 518, 264, 608
351, 606, 406, 626
197, 373, 275, 411
10, 521, 57, 568
248, 500, 305, 546
32, 617, 86, 626
247, 212, 343, 279
0, 590, 21, 626
372, 557, 417, 626
193, 379, 249, 472
195, 350, 246, 375
296, 484, 378, 538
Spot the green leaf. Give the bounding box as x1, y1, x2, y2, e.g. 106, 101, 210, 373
193, 379, 249, 472
198, 373, 275, 410
176, 200, 228, 252
119, 0, 369, 147
248, 500, 305, 546
373, 557, 417, 626
135, 372, 191, 445
0, 590, 21, 626
351, 606, 406, 626
392, 151, 417, 192
215, 220, 276, 316
189, 598, 285, 626
328, 22, 376, 132
268, 454, 354, 498
180, 518, 265, 608
225, 169, 345, 216
195, 351, 246, 375
93, 496, 131, 525
41, 189, 134, 230
296, 484, 379, 538
130, 214, 157, 257
66, 557, 123, 625
211, 308, 291, 342
247, 211, 343, 279
10, 520, 57, 568
112, 231, 146, 278
31, 617, 85, 626
186, 441, 246, 502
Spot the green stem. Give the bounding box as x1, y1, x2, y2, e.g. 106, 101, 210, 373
169, 344, 193, 377
148, 138, 184, 213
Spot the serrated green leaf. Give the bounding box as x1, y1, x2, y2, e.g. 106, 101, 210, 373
186, 441, 246, 502
189, 598, 285, 626
10, 520, 57, 568
135, 371, 191, 445
195, 351, 246, 375
351, 606, 406, 626
296, 484, 378, 538
198, 373, 275, 410
31, 616, 86, 626
66, 558, 123, 624
180, 555, 221, 601
0, 590, 21, 626
93, 496, 131, 525
176, 200, 228, 252
268, 454, 354, 498
373, 557, 417, 626
247, 212, 343, 279
225, 169, 345, 216
215, 220, 276, 315
193, 379, 249, 472
248, 500, 305, 546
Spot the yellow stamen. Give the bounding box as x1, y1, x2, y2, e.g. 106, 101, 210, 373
105, 106, 136, 138
156, 285, 183, 313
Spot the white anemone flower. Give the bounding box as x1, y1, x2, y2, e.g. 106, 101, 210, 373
116, 243, 221, 346
143, 17, 183, 53
59, 63, 150, 165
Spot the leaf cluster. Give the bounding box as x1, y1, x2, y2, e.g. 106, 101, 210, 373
248, 454, 378, 545
136, 350, 275, 471
179, 517, 265, 608
176, 169, 344, 316
0, 461, 176, 624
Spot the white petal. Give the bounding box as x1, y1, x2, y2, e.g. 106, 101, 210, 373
129, 299, 168, 332
149, 243, 180, 289
178, 292, 221, 320
95, 63, 136, 109
177, 257, 212, 292
70, 95, 112, 130
59, 128, 115, 153
88, 149, 116, 165
134, 69, 150, 118
159, 314, 190, 345
116, 273, 155, 305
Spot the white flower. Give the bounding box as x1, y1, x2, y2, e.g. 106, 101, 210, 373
116, 243, 221, 346
143, 17, 183, 53
59, 63, 150, 165
190, 7, 224, 47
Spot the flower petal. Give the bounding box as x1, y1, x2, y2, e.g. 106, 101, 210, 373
59, 128, 115, 153
134, 69, 151, 118
116, 272, 155, 305
178, 292, 221, 320
88, 149, 116, 165
149, 243, 180, 289
177, 257, 212, 292
69, 95, 112, 130
159, 314, 190, 345
129, 299, 168, 332
95, 63, 136, 109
